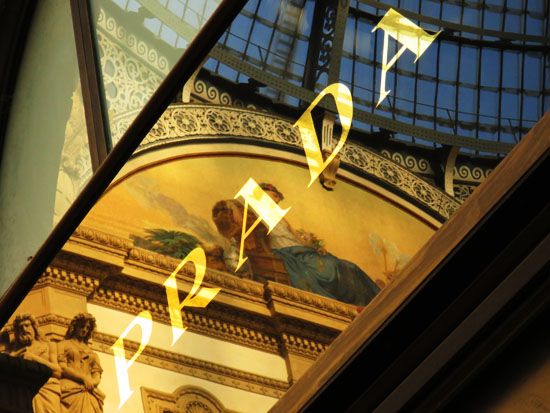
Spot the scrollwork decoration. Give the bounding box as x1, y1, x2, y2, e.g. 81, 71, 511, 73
193, 79, 257, 109
137, 104, 460, 219
96, 9, 169, 143
454, 165, 492, 182
380, 149, 432, 174
453, 184, 477, 203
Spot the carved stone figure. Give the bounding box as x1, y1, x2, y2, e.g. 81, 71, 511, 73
9, 313, 62, 413
57, 313, 104, 413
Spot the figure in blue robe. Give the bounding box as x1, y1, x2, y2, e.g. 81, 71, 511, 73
261, 184, 380, 306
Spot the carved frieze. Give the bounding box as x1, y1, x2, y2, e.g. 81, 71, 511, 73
380, 149, 432, 175
142, 386, 240, 413
90, 284, 281, 354
36, 267, 98, 297
138, 104, 460, 219
193, 79, 258, 109
454, 164, 493, 183
31, 314, 288, 399
95, 8, 169, 144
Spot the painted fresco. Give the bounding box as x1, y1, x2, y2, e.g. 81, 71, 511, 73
85, 155, 436, 306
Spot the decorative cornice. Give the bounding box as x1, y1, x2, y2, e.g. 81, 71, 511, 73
90, 287, 281, 354
72, 226, 133, 253
341, 143, 459, 219
454, 164, 493, 183
135, 104, 460, 220
142, 385, 239, 413
127, 246, 178, 271
36, 313, 70, 329
48, 226, 355, 360
35, 314, 288, 398
281, 333, 328, 359
193, 78, 258, 110
93, 332, 289, 398
380, 149, 432, 175
49, 226, 352, 354
126, 247, 265, 298
266, 282, 357, 321
35, 267, 98, 296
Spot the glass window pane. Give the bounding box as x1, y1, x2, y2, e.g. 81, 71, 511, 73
481, 49, 500, 87
462, 7, 481, 27
438, 83, 456, 111
90, 0, 222, 146
0, 1, 91, 295
484, 10, 502, 31
501, 92, 521, 120
439, 43, 458, 82
442, 3, 461, 23
502, 51, 521, 89
458, 86, 477, 115
459, 46, 478, 85
524, 53, 542, 91
421, 1, 440, 19
480, 89, 499, 117
523, 95, 540, 120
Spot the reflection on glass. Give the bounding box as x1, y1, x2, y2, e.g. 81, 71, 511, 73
89, 0, 221, 145
1, 1, 549, 412
54, 82, 93, 225
0, 0, 91, 296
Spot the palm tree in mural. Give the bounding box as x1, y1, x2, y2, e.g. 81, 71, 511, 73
133, 229, 201, 259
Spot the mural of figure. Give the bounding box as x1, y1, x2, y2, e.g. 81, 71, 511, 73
57, 313, 105, 413
213, 183, 380, 306
7, 313, 62, 413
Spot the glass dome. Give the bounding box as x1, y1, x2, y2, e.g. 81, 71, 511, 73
197, 0, 549, 155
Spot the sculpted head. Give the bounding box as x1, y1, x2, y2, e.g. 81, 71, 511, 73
13, 313, 42, 346
259, 183, 284, 204
65, 313, 96, 343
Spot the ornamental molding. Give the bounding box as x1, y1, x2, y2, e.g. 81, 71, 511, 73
36, 267, 99, 296
35, 313, 70, 333
137, 104, 460, 220
42, 226, 355, 359
281, 333, 328, 360
266, 282, 357, 321
34, 314, 288, 399
96, 8, 169, 143
340, 143, 459, 219
453, 164, 493, 183
453, 184, 477, 203
90, 286, 281, 354
126, 247, 266, 299
142, 386, 239, 413
62, 226, 356, 328
91, 284, 334, 360
71, 225, 133, 255
92, 332, 289, 399
277, 316, 340, 344
37, 257, 341, 359
380, 149, 432, 175
193, 79, 258, 110
96, 9, 170, 76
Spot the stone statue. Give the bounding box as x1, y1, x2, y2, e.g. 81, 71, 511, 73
9, 313, 62, 413
57, 313, 104, 413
